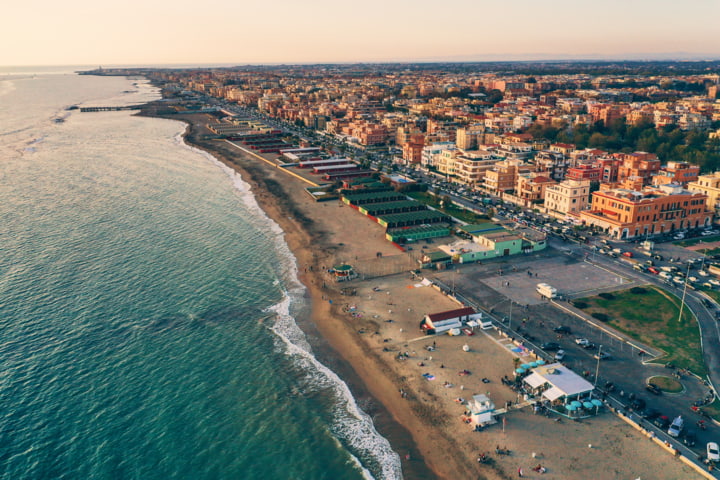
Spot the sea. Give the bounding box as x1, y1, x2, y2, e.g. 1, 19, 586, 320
0, 67, 402, 480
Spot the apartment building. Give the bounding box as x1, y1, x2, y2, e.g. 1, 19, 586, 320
651, 161, 700, 187
688, 172, 720, 219
545, 179, 591, 218
453, 150, 502, 188
515, 173, 557, 205
482, 159, 526, 194
580, 184, 712, 239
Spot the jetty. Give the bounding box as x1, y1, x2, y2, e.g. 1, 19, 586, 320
80, 105, 143, 112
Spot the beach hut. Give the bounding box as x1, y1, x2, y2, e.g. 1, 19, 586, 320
332, 264, 357, 282
420, 307, 475, 334
467, 394, 496, 425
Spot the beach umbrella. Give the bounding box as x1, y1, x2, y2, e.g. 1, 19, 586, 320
515, 367, 526, 374
529, 361, 539, 368
566, 404, 577, 412
535, 359, 546, 365
591, 398, 603, 414
521, 363, 533, 369
583, 401, 594, 410
571, 400, 582, 408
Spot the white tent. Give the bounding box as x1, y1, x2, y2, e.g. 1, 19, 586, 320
523, 363, 594, 403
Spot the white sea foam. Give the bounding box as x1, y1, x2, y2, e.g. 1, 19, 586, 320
174, 129, 402, 480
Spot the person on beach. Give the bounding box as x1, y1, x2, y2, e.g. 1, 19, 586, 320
518, 466, 524, 477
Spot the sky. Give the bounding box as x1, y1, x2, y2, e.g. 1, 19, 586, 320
3, 0, 720, 66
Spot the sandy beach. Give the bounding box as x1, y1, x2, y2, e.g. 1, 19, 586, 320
143, 109, 702, 480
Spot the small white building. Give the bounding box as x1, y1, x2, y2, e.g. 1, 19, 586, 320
467, 394, 496, 425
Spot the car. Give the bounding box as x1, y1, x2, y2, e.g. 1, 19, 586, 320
541, 342, 561, 351
553, 326, 572, 334
641, 408, 660, 420
653, 415, 670, 429
683, 430, 697, 447
631, 397, 646, 411
668, 416, 683, 437
554, 350, 566, 361
646, 383, 662, 395
709, 442, 720, 462
575, 338, 591, 346
593, 351, 611, 360
702, 299, 714, 308
647, 266, 660, 274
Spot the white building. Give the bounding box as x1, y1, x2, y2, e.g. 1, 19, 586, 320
544, 179, 591, 219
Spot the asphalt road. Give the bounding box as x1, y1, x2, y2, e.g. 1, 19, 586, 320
431, 242, 720, 465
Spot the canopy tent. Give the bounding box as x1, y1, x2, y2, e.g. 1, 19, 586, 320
523, 372, 546, 389
542, 386, 565, 402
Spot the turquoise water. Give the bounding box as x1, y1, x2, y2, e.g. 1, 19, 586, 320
0, 71, 400, 479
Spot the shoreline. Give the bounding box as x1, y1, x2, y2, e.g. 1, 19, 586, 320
148, 111, 446, 479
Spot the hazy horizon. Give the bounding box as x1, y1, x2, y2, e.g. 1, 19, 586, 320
4, 0, 720, 67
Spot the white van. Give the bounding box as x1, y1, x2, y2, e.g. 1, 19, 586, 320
536, 283, 557, 299
659, 271, 672, 280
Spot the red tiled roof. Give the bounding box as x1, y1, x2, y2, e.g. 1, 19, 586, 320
427, 307, 476, 322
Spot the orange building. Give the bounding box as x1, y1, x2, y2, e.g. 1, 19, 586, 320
617, 152, 660, 185
651, 161, 700, 187
580, 184, 712, 239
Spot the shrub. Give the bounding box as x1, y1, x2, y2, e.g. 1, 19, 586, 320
573, 300, 589, 309
591, 312, 610, 322
630, 287, 648, 295
598, 292, 615, 300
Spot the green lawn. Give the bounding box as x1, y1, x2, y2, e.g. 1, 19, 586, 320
406, 192, 491, 224
575, 286, 706, 377
673, 235, 720, 247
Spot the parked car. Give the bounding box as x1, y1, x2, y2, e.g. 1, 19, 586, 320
622, 251, 634, 257
646, 383, 662, 395
648, 266, 660, 274
708, 442, 720, 462
575, 338, 591, 346
683, 430, 697, 447
631, 397, 646, 411
593, 351, 611, 360
653, 415, 670, 429
541, 342, 561, 351
553, 326, 571, 334
641, 408, 660, 420
668, 416, 684, 437
554, 350, 566, 361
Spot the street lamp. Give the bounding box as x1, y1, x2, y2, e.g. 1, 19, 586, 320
594, 344, 603, 387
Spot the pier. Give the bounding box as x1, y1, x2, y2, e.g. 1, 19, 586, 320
80, 105, 143, 112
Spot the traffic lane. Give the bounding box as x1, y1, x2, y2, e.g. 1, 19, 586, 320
513, 302, 712, 424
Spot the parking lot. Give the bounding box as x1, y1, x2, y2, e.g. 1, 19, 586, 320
431, 248, 719, 463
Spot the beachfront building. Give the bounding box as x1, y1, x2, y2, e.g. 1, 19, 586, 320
419, 307, 478, 334
544, 179, 591, 219
467, 394, 497, 426
580, 184, 713, 239
688, 172, 720, 220
523, 363, 595, 412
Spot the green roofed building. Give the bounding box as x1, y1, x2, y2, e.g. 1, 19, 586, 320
385, 225, 451, 243
458, 223, 505, 236
360, 201, 427, 217
342, 191, 407, 206
377, 210, 451, 228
